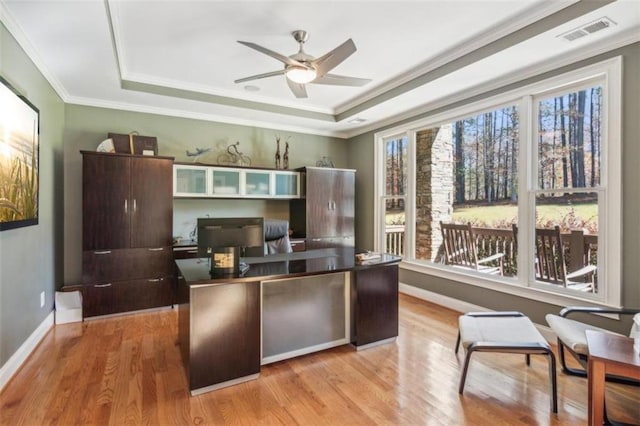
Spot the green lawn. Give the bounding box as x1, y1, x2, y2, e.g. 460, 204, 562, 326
452, 203, 597, 231
386, 202, 598, 231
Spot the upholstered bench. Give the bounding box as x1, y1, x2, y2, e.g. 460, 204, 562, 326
455, 311, 558, 413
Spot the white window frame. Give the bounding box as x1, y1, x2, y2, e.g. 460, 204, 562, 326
374, 57, 622, 308
374, 133, 410, 254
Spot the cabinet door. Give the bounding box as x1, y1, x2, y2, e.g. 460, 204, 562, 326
83, 154, 131, 250
174, 165, 209, 196
274, 171, 299, 198
333, 170, 355, 237
118, 276, 173, 312
211, 168, 241, 196
306, 168, 333, 238
130, 157, 173, 248
83, 282, 117, 317
84, 276, 173, 317
245, 170, 271, 196
82, 247, 173, 283
306, 169, 355, 239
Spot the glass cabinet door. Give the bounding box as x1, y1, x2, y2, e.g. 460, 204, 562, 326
211, 168, 241, 196
274, 172, 300, 198
174, 165, 209, 196
245, 171, 271, 196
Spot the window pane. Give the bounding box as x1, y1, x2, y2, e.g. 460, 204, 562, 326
413, 106, 519, 277
384, 198, 405, 256
537, 86, 602, 189
534, 192, 598, 293
384, 136, 407, 196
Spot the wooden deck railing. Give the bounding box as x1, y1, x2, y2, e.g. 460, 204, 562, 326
383, 225, 597, 277
385, 225, 405, 256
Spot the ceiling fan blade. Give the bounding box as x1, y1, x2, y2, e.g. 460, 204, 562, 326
234, 70, 285, 84
237, 41, 305, 67
312, 39, 356, 77
286, 78, 308, 98
311, 73, 371, 87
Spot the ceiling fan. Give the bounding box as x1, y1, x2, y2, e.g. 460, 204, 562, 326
234, 30, 371, 98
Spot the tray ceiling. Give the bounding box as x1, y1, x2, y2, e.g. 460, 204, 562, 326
1, 0, 638, 137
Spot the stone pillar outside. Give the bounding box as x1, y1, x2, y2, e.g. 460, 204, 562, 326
415, 125, 454, 261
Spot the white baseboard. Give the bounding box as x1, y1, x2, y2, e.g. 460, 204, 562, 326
0, 311, 54, 392
399, 283, 557, 343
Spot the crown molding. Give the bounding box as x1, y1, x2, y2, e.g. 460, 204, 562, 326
65, 95, 348, 138
334, 0, 579, 115
122, 71, 336, 116
342, 28, 640, 139
0, 1, 70, 101
106, 0, 337, 117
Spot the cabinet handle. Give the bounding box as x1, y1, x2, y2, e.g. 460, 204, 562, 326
133, 199, 137, 213
147, 278, 164, 283
94, 250, 112, 255
94, 283, 112, 288
311, 238, 322, 242
148, 247, 164, 252
187, 250, 198, 254
124, 199, 128, 214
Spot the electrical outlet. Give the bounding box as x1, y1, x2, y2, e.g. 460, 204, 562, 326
40, 291, 45, 308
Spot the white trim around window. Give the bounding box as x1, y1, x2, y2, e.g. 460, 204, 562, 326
374, 56, 623, 309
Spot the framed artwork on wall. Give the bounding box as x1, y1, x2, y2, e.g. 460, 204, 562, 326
0, 76, 40, 231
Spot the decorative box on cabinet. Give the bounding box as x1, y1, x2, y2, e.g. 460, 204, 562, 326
81, 151, 174, 317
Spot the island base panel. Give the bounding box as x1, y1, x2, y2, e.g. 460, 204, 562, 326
262, 273, 348, 360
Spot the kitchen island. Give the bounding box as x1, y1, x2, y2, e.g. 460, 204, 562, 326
175, 248, 400, 395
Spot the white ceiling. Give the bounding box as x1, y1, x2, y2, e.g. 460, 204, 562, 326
1, 0, 639, 138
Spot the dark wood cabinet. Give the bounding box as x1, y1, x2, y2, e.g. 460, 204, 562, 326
83, 276, 173, 317
81, 151, 174, 317
83, 153, 172, 250
290, 167, 355, 249
351, 264, 399, 347
180, 280, 261, 392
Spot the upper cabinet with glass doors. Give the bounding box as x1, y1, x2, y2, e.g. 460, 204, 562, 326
173, 163, 300, 199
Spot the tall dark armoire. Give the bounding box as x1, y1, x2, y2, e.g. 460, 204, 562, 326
81, 151, 174, 317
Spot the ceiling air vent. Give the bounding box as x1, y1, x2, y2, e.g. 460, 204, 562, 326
558, 17, 617, 42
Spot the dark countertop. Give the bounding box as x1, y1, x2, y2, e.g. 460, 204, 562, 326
176, 248, 401, 286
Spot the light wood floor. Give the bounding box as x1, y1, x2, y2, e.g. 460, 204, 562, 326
1, 294, 638, 425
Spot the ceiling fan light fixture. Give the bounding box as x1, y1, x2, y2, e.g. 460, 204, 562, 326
286, 66, 317, 84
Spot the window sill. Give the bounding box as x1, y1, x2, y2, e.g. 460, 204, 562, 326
400, 260, 623, 311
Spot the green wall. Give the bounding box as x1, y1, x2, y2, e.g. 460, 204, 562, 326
62, 105, 346, 284
0, 23, 65, 365
347, 42, 640, 333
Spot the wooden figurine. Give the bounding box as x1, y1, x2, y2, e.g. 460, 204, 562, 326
275, 136, 281, 169
283, 141, 289, 169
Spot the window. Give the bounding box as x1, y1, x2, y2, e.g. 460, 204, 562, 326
375, 58, 621, 306
376, 135, 408, 256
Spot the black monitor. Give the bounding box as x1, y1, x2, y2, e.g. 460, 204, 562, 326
197, 217, 264, 258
